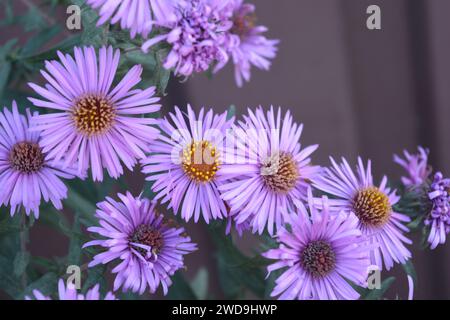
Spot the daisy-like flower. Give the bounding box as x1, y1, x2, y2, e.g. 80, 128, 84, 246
226, 0, 279, 87
28, 46, 161, 181
142, 104, 233, 223
87, 0, 184, 38
314, 157, 412, 270
263, 195, 371, 300
425, 172, 450, 249
26, 279, 116, 300
84, 192, 197, 295
219, 107, 320, 235
0, 102, 79, 218
394, 146, 431, 187
142, 0, 232, 77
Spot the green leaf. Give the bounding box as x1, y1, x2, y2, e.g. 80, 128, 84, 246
402, 260, 418, 289
13, 252, 30, 277
0, 216, 21, 235
363, 277, 396, 300
67, 212, 83, 265
227, 105, 236, 120
0, 61, 11, 100
19, 26, 61, 58
0, 39, 17, 60
22, 272, 58, 299
209, 222, 266, 299
0, 255, 21, 298
191, 268, 208, 300
167, 272, 197, 300
21, 34, 82, 63
65, 189, 97, 227
82, 264, 107, 295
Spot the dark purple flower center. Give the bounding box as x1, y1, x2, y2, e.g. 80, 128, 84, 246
353, 187, 391, 227
130, 224, 164, 256
301, 240, 336, 278
72, 95, 115, 135
261, 152, 299, 193
9, 141, 45, 173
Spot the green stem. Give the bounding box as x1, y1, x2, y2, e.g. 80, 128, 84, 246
20, 210, 28, 289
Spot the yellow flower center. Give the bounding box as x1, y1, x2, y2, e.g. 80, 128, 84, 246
353, 187, 391, 227
72, 95, 115, 135
182, 140, 220, 183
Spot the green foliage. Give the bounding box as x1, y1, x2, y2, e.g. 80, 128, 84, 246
209, 222, 267, 299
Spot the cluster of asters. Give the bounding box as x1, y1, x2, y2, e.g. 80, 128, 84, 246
394, 147, 450, 249
0, 1, 441, 301
88, 0, 278, 87
1, 43, 420, 300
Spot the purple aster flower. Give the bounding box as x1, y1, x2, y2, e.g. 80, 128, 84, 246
84, 192, 197, 295
0, 102, 79, 218
394, 146, 431, 187
142, 0, 232, 77
219, 107, 320, 235
425, 172, 450, 249
226, 0, 279, 87
28, 46, 161, 182
141, 104, 234, 223
263, 195, 371, 300
25, 279, 116, 300
87, 0, 184, 38
314, 157, 412, 271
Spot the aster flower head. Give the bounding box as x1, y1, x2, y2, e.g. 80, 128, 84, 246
314, 157, 412, 270
425, 172, 450, 249
263, 195, 371, 300
87, 0, 184, 38
142, 104, 234, 223
226, 0, 279, 87
0, 102, 78, 218
394, 146, 432, 187
142, 0, 232, 77
84, 192, 197, 295
26, 279, 116, 300
28, 46, 161, 182
219, 107, 320, 235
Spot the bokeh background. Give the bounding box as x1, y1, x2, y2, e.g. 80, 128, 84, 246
2, 0, 450, 299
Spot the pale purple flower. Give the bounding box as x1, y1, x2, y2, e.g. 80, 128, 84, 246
425, 172, 450, 249
219, 107, 320, 235
142, 104, 234, 223
87, 0, 184, 38
263, 195, 371, 300
0, 102, 79, 218
394, 146, 431, 187
25, 279, 116, 300
142, 0, 232, 77
314, 157, 412, 271
28, 46, 161, 182
84, 192, 197, 295
226, 0, 279, 87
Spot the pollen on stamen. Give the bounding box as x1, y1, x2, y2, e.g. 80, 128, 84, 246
71, 95, 116, 135
182, 141, 220, 183
353, 186, 392, 227
261, 152, 299, 193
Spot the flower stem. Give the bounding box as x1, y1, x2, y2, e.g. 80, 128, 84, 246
20, 210, 28, 289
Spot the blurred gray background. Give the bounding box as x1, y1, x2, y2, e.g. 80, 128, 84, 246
2, 0, 450, 299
